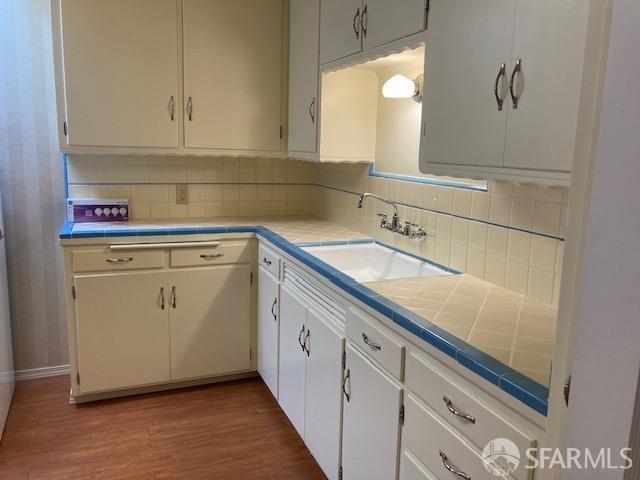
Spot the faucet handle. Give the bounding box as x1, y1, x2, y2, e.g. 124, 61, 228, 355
404, 219, 418, 227
377, 213, 387, 218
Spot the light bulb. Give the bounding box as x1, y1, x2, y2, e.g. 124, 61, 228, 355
382, 74, 417, 99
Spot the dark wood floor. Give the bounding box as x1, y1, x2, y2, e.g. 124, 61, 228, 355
0, 376, 326, 479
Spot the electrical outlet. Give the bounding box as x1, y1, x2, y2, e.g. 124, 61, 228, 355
176, 184, 189, 204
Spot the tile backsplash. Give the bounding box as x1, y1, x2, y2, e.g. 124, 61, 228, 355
66, 155, 567, 305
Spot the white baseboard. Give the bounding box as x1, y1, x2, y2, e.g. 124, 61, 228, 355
14, 364, 70, 381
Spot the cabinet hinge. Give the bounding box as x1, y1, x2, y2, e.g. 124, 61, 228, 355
72, 285, 76, 300
250, 272, 254, 285
63, 121, 68, 136
399, 404, 405, 425
279, 126, 283, 139
342, 351, 346, 369
76, 372, 80, 385
338, 466, 343, 480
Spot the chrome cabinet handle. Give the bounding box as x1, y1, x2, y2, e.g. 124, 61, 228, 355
262, 257, 272, 266
362, 332, 381, 351
304, 329, 310, 356
271, 298, 278, 322
308, 97, 316, 123
106, 257, 133, 264
342, 368, 351, 402
168, 96, 175, 121
509, 59, 522, 109
352, 7, 360, 40
443, 396, 476, 424
494, 63, 506, 111
159, 287, 165, 310
439, 451, 471, 480
298, 325, 306, 351
170, 286, 176, 309
361, 4, 368, 38
200, 253, 224, 260
186, 97, 193, 121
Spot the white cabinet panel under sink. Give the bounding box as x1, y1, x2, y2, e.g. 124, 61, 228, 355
301, 243, 451, 283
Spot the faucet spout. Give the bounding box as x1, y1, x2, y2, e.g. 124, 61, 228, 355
357, 193, 399, 217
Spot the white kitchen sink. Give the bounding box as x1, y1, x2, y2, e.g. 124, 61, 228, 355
301, 243, 452, 283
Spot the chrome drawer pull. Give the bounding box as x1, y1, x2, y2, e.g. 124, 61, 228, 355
304, 329, 310, 357
443, 396, 476, 424
106, 257, 133, 264
439, 451, 471, 480
509, 59, 522, 109
362, 332, 381, 351
298, 325, 306, 351
271, 298, 278, 322
200, 253, 224, 260
262, 257, 272, 266
159, 287, 165, 310
170, 286, 176, 309
494, 63, 506, 111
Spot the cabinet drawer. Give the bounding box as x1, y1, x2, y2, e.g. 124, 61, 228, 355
346, 307, 404, 381
406, 351, 535, 479
404, 394, 514, 480
73, 249, 164, 273
400, 450, 436, 480
258, 243, 281, 279
170, 241, 252, 267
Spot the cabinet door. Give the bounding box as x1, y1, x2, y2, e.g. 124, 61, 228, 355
278, 285, 307, 438
183, 0, 283, 151
169, 265, 252, 381
258, 266, 280, 399
342, 344, 403, 480
74, 271, 170, 393
420, 0, 516, 168
288, 0, 320, 153
362, 0, 426, 51
320, 0, 363, 64
60, 0, 179, 148
304, 309, 344, 480
503, 0, 590, 172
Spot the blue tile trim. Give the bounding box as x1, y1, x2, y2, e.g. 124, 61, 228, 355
368, 163, 488, 192
59, 221, 549, 414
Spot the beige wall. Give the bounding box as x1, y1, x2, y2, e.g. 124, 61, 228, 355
0, 0, 68, 372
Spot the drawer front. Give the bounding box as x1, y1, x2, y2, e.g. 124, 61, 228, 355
73, 249, 164, 273
404, 394, 514, 480
346, 307, 404, 381
406, 351, 535, 479
170, 241, 252, 267
400, 450, 436, 480
258, 243, 281, 279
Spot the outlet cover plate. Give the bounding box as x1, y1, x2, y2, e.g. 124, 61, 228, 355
176, 184, 189, 204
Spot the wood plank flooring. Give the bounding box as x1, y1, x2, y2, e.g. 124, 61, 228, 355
0, 376, 326, 479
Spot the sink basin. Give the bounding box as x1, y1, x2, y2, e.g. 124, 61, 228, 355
301, 243, 452, 283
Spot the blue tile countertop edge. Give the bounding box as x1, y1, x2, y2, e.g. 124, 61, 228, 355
59, 221, 549, 416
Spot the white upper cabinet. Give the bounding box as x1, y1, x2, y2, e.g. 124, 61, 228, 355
59, 0, 179, 148
503, 0, 590, 172
183, 0, 283, 152
320, 0, 427, 65
420, 0, 594, 183
420, 0, 516, 169
288, 0, 320, 154
320, 0, 363, 64
361, 0, 427, 51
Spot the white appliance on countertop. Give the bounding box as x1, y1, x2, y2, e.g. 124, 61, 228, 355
0, 196, 14, 440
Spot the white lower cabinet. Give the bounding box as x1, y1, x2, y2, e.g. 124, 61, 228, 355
278, 285, 308, 437
74, 271, 171, 393
258, 265, 280, 399
304, 308, 345, 480
342, 343, 403, 480
169, 266, 252, 381
399, 450, 436, 480
278, 282, 345, 480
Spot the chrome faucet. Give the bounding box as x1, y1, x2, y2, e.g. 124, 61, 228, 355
356, 193, 427, 241
357, 193, 400, 230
